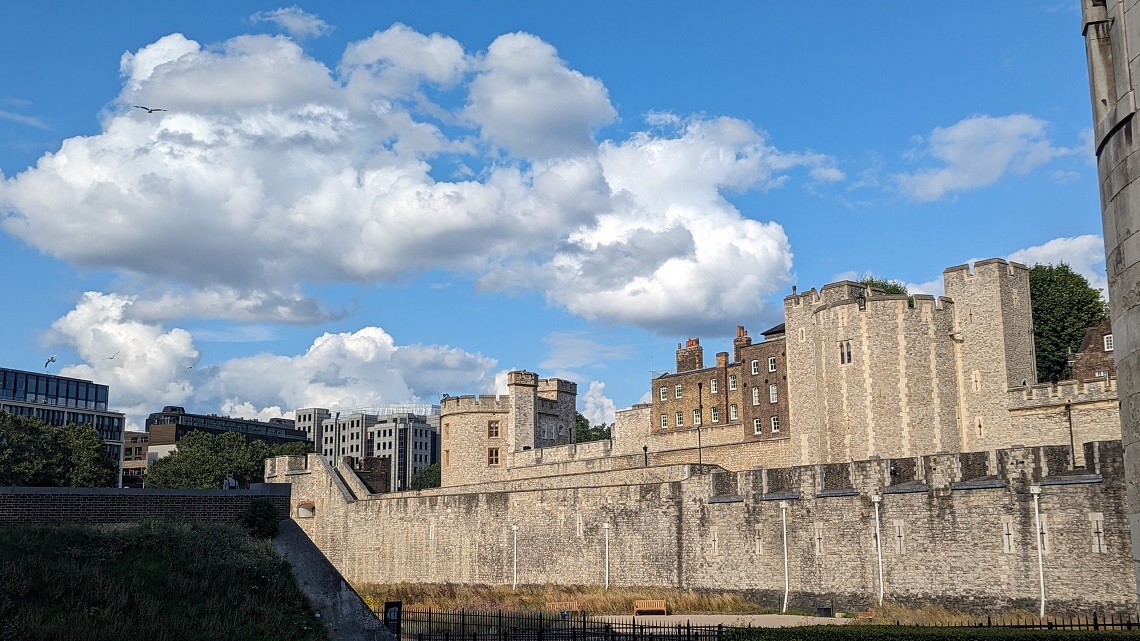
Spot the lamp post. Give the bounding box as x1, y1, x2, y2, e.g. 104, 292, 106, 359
602, 523, 611, 590
642, 444, 649, 467
1030, 486, 1046, 617
1066, 402, 1076, 467
871, 495, 884, 606
511, 524, 519, 589
779, 500, 790, 613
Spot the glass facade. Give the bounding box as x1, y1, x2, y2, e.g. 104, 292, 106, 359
0, 367, 124, 460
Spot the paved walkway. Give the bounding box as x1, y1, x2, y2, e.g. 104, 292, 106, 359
590, 614, 851, 628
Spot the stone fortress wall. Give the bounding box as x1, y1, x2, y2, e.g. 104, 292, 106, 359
437, 259, 1117, 492
268, 439, 1135, 613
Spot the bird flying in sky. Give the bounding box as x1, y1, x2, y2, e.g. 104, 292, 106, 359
133, 105, 166, 113
107, 350, 119, 360
44, 355, 56, 369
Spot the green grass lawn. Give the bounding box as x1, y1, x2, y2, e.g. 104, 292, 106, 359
0, 519, 328, 641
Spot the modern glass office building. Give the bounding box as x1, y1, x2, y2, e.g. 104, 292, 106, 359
0, 366, 126, 462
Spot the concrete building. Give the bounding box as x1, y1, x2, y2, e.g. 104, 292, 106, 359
296, 404, 440, 492
1081, 0, 1140, 604
0, 366, 125, 466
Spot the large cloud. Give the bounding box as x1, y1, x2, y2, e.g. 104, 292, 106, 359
1, 24, 832, 334
1008, 234, 1107, 296
894, 114, 1067, 201
47, 292, 497, 429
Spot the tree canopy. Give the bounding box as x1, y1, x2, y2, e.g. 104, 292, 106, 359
409, 463, 440, 490
575, 412, 612, 443
0, 413, 118, 487
1029, 262, 1109, 383
145, 431, 311, 489
858, 276, 908, 296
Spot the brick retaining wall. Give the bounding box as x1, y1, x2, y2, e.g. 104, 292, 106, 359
0, 483, 292, 527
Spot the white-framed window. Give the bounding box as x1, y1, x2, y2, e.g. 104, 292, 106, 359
771, 416, 780, 432
710, 378, 718, 393
729, 404, 738, 421
728, 375, 738, 390
768, 356, 777, 372
751, 360, 760, 375
711, 407, 719, 423
675, 411, 684, 427
753, 418, 762, 434
751, 387, 760, 406
769, 385, 778, 404
1105, 334, 1114, 351
661, 414, 668, 429
693, 409, 702, 426
660, 387, 667, 401
675, 384, 683, 399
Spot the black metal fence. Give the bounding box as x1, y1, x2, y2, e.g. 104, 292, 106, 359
377, 607, 727, 641
942, 611, 1137, 631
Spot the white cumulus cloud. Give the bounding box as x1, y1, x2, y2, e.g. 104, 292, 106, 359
579, 380, 617, 426
894, 114, 1066, 201
250, 7, 332, 40
47, 292, 497, 429
0, 24, 833, 337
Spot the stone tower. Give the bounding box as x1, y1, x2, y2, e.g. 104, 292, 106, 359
943, 259, 1036, 454
1081, 0, 1140, 602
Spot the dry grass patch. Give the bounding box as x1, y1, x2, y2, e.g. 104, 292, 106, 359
355, 583, 771, 615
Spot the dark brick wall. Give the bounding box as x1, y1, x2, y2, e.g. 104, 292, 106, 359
0, 485, 291, 527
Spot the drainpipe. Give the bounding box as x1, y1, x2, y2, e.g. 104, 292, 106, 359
1030, 486, 1045, 618
872, 495, 884, 606
602, 523, 611, 590
512, 524, 519, 589
780, 500, 790, 613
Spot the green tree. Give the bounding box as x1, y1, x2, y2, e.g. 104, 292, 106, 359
858, 276, 908, 296
0, 413, 116, 487
1029, 262, 1109, 383
574, 412, 612, 443
409, 463, 440, 490
145, 431, 312, 489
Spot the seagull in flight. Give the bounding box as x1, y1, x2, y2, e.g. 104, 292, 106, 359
133, 105, 167, 114
107, 350, 120, 360
44, 356, 56, 369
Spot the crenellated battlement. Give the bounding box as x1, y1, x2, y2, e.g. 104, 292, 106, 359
537, 378, 577, 395
1009, 376, 1118, 408
718, 440, 1123, 500
440, 394, 511, 414
943, 258, 1029, 281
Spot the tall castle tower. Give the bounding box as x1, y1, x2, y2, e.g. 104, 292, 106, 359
1081, 0, 1140, 602
943, 259, 1036, 454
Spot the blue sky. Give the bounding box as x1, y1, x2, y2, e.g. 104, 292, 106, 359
0, 2, 1105, 430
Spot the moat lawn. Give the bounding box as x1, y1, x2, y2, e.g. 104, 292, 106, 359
0, 519, 328, 641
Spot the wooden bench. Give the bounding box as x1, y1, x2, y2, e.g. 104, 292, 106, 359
545, 601, 581, 613
633, 599, 668, 616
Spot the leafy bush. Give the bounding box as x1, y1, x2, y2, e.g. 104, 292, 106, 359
240, 498, 281, 538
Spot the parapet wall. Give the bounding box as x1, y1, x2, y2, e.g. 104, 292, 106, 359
440, 394, 511, 414
0, 485, 291, 527
1008, 378, 1122, 466
269, 440, 1134, 614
